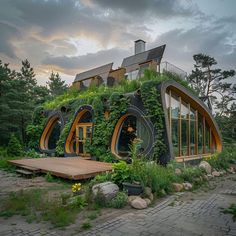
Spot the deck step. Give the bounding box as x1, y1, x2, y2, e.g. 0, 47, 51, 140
20, 165, 40, 172
16, 169, 34, 177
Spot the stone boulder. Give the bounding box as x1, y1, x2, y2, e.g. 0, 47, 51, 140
199, 161, 212, 174
227, 167, 235, 174
172, 183, 183, 192
183, 182, 193, 190
212, 171, 221, 177
175, 168, 182, 176
144, 198, 151, 206
130, 197, 147, 209
92, 181, 119, 202
128, 195, 139, 204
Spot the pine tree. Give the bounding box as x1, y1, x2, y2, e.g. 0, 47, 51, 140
187, 54, 235, 112
47, 71, 68, 97
7, 133, 23, 156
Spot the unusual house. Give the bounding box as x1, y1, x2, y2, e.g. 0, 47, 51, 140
39, 40, 222, 163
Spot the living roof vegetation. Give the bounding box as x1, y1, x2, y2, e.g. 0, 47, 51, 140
43, 70, 194, 110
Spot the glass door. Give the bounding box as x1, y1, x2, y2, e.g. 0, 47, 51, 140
76, 123, 92, 156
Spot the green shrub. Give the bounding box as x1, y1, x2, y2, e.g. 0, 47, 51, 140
112, 161, 131, 187
109, 192, 128, 209
180, 166, 204, 184
140, 162, 176, 195
205, 147, 236, 170
45, 172, 54, 182
7, 134, 23, 157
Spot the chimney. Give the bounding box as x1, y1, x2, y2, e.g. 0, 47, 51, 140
134, 39, 146, 55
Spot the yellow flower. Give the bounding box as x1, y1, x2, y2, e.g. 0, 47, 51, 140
72, 183, 81, 193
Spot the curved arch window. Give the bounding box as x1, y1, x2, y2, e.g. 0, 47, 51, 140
40, 116, 61, 151
112, 114, 151, 158
165, 89, 221, 159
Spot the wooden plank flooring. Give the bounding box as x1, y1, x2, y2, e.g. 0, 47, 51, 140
8, 157, 112, 180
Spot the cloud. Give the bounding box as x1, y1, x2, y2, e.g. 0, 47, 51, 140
0, 22, 21, 58
154, 24, 236, 73
88, 0, 201, 19
42, 47, 130, 71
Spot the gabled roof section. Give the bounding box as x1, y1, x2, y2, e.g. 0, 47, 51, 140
74, 63, 113, 82
121, 44, 166, 68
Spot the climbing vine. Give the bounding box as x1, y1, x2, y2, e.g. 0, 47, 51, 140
87, 92, 129, 162
141, 80, 168, 162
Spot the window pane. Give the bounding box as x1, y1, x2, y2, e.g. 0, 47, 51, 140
190, 107, 195, 120
181, 119, 188, 156
190, 120, 196, 155
205, 124, 210, 153
181, 101, 189, 119
171, 93, 180, 119
171, 119, 179, 156
198, 115, 203, 154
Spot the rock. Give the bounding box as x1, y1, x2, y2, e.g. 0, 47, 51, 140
175, 168, 182, 175
199, 161, 212, 174
227, 167, 235, 174
128, 195, 139, 204
144, 187, 152, 196
212, 171, 220, 177
92, 181, 119, 202
130, 197, 147, 209
144, 198, 151, 206
219, 171, 224, 176
172, 183, 183, 192
149, 193, 154, 201
207, 174, 214, 180
183, 182, 193, 190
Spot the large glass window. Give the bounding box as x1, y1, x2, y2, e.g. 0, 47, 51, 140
165, 89, 217, 158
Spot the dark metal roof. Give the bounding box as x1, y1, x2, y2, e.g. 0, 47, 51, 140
74, 63, 113, 82
121, 44, 166, 68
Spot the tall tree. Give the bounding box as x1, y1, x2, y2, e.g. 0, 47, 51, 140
47, 71, 68, 97
0, 59, 50, 146
187, 54, 235, 112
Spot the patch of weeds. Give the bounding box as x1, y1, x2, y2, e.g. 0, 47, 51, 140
0, 189, 81, 228
60, 192, 71, 205
42, 202, 78, 228
45, 172, 54, 182
70, 195, 88, 209
222, 204, 236, 221
0, 189, 43, 218
81, 221, 92, 230
109, 192, 128, 209
87, 211, 98, 220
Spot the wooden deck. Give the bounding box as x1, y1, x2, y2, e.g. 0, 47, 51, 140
8, 157, 113, 180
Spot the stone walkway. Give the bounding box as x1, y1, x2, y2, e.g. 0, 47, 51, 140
0, 170, 236, 236
79, 190, 236, 236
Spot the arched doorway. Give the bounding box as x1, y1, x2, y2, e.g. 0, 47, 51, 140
40, 114, 62, 152
65, 107, 93, 156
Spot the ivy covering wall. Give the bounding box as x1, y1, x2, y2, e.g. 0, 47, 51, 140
31, 70, 195, 161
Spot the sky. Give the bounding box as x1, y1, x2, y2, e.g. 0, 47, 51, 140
0, 0, 235, 85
